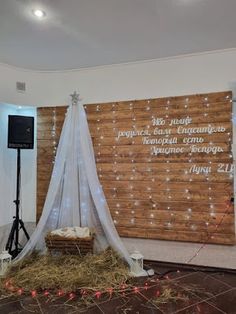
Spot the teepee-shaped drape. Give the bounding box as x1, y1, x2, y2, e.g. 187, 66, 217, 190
16, 98, 132, 266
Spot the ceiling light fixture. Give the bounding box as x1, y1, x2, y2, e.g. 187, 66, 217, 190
32, 9, 46, 19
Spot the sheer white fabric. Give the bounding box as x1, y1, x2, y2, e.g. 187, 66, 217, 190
16, 102, 132, 266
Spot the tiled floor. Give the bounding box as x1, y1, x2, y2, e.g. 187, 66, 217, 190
0, 262, 236, 313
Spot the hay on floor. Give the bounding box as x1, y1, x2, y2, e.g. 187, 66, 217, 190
0, 248, 130, 294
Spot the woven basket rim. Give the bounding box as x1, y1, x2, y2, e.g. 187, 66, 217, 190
45, 234, 93, 241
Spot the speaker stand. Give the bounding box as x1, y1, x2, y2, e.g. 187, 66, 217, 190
6, 148, 30, 259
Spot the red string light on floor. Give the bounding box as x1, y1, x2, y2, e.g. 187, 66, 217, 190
133, 286, 139, 293
69, 292, 76, 300
95, 291, 101, 299
107, 287, 113, 296
57, 289, 64, 296
17, 288, 23, 295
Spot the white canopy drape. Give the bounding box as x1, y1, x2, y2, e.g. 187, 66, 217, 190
16, 98, 132, 266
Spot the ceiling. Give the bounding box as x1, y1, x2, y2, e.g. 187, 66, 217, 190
0, 0, 236, 71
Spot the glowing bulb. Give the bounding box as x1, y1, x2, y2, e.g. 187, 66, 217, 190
32, 9, 46, 18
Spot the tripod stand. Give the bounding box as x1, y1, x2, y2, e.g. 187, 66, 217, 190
6, 148, 30, 258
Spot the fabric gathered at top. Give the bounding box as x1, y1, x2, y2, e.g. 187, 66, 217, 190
15, 99, 132, 267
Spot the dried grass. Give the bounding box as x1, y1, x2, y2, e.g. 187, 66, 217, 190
0, 248, 130, 293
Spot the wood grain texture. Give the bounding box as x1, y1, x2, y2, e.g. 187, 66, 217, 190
37, 91, 235, 244
36, 106, 67, 221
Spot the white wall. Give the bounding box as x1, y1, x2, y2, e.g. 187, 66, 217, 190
0, 48, 236, 107
0, 48, 236, 268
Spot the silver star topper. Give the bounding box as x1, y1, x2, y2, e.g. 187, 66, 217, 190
70, 91, 80, 106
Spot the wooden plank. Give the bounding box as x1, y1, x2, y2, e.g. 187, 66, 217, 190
36, 91, 235, 244
86, 102, 232, 121
88, 121, 231, 135
85, 91, 232, 112
106, 200, 234, 213
116, 227, 235, 245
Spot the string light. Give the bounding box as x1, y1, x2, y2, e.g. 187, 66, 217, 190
88, 93, 232, 253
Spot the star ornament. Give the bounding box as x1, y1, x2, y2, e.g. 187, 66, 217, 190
70, 91, 80, 105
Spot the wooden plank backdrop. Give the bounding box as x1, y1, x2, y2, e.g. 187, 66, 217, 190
37, 91, 235, 245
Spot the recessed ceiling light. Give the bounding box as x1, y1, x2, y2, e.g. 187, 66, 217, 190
32, 9, 46, 18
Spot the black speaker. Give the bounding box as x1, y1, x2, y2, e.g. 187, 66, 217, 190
8, 115, 34, 149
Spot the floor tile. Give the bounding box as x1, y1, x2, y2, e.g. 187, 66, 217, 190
145, 262, 193, 280
0, 299, 26, 313
206, 288, 236, 314
98, 293, 162, 314
139, 281, 202, 314
174, 271, 230, 299
176, 301, 225, 314
0, 294, 24, 305
211, 272, 236, 288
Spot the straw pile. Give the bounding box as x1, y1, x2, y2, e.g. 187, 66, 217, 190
0, 248, 130, 294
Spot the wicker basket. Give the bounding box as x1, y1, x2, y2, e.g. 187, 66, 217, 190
45, 234, 93, 256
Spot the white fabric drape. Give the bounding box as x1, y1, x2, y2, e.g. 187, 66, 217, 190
16, 102, 132, 266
